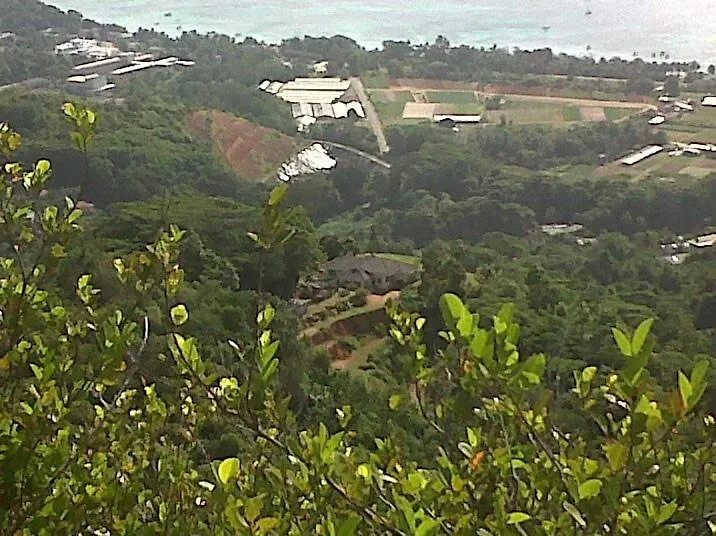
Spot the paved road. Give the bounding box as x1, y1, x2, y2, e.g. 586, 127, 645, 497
350, 77, 390, 154
319, 140, 391, 169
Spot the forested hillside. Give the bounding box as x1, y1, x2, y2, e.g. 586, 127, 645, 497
0, 1, 715, 534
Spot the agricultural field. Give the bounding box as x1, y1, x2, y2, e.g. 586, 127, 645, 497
594, 152, 716, 182
188, 110, 305, 181
369, 89, 418, 125
425, 90, 478, 104
369, 78, 649, 127
661, 105, 716, 143
484, 99, 567, 124
301, 289, 400, 371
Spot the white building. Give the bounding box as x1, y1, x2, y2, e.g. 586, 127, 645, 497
621, 145, 663, 166
55, 38, 120, 59
66, 73, 115, 96
688, 233, 716, 248
703, 96, 716, 107
648, 115, 665, 125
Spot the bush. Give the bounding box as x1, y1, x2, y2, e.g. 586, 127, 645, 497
349, 288, 370, 307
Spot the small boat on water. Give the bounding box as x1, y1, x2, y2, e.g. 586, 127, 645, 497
542, 25, 551, 31
585, 9, 593, 15
164, 12, 172, 17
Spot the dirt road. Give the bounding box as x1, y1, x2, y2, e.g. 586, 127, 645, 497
319, 141, 391, 169
350, 77, 390, 154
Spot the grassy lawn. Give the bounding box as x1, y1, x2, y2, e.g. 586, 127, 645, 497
370, 90, 422, 126
369, 90, 413, 104
362, 70, 391, 89
562, 106, 582, 121
605, 107, 636, 121
595, 153, 716, 182
662, 106, 716, 143
426, 90, 477, 104
374, 102, 428, 125
485, 103, 564, 124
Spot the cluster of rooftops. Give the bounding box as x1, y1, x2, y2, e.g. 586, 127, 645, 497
55, 37, 195, 97
258, 77, 365, 131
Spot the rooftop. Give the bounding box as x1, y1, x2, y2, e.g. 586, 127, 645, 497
621, 145, 663, 166
323, 254, 418, 278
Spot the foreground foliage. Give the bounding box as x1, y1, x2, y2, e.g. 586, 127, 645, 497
0, 109, 714, 534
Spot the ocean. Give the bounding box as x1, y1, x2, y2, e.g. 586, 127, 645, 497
47, 0, 716, 67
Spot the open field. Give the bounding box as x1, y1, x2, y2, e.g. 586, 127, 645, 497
426, 90, 478, 104
594, 153, 716, 181
369, 89, 419, 125
484, 99, 567, 124
661, 105, 716, 143
370, 79, 651, 126
188, 110, 304, 181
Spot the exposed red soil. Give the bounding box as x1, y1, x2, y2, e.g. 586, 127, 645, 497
188, 110, 302, 181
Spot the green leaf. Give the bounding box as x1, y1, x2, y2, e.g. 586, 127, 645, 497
506, 512, 531, 525
268, 184, 289, 206
439, 293, 466, 332
394, 494, 415, 532
622, 347, 650, 385
563, 502, 587, 528
603, 442, 628, 471
519, 353, 545, 384
678, 371, 692, 408
255, 517, 280, 534
466, 427, 479, 447
578, 479, 602, 500
415, 519, 440, 536
612, 328, 632, 356
336, 514, 361, 536
62, 102, 76, 118
261, 340, 280, 363
218, 458, 240, 484
245, 496, 263, 523
170, 304, 189, 326
689, 359, 710, 408
656, 502, 677, 525
356, 464, 372, 480
631, 318, 654, 354
30, 363, 42, 380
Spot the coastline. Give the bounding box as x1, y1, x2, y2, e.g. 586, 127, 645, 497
45, 0, 716, 67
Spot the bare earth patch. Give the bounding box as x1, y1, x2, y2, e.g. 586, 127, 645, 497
188, 110, 304, 181
402, 102, 450, 119
580, 107, 607, 121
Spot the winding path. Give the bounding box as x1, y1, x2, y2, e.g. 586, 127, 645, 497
319, 140, 391, 169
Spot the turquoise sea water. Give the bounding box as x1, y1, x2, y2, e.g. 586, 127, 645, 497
48, 0, 716, 66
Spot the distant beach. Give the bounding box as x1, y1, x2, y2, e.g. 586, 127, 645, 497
49, 0, 716, 67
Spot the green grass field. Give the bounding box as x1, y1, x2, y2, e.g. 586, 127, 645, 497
662, 106, 716, 143
595, 153, 716, 182
604, 107, 636, 121
426, 91, 477, 104
362, 70, 391, 89
562, 106, 582, 121
485, 100, 566, 124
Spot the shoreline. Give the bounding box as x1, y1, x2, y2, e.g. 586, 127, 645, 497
45, 1, 716, 68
